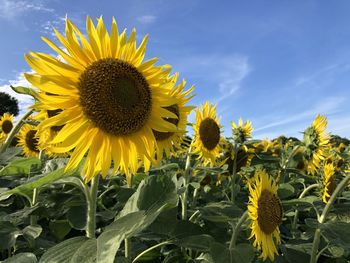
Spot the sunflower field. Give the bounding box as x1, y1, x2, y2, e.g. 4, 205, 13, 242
0, 16, 350, 263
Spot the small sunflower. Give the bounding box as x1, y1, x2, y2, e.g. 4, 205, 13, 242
303, 114, 330, 175
248, 169, 282, 261
231, 118, 253, 143
322, 163, 336, 203
17, 124, 40, 157
0, 113, 14, 141
192, 102, 222, 166
152, 74, 194, 163
25, 16, 181, 183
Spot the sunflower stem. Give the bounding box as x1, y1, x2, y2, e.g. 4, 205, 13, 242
85, 175, 99, 239
309, 173, 350, 263
231, 143, 239, 203
181, 147, 192, 220
30, 188, 38, 226
292, 183, 319, 230
0, 109, 33, 153
125, 238, 131, 262
229, 210, 248, 250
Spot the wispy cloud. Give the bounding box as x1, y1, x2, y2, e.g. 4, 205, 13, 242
137, 15, 156, 24
0, 0, 53, 20
0, 72, 35, 116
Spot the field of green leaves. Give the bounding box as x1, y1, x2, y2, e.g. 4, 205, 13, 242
0, 16, 350, 263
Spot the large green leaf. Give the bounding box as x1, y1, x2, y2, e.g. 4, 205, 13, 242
3, 253, 37, 263
39, 236, 92, 263
321, 221, 350, 250
0, 157, 41, 177
97, 174, 178, 263
0, 167, 78, 201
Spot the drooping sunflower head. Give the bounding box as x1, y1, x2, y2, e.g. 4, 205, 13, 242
25, 16, 181, 183
17, 124, 40, 157
322, 162, 336, 203
303, 114, 330, 175
231, 118, 253, 143
248, 168, 282, 261
0, 113, 14, 138
152, 73, 194, 163
192, 102, 222, 166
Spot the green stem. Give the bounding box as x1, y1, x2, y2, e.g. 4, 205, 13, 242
229, 211, 248, 250
85, 175, 99, 239
310, 174, 350, 263
0, 109, 33, 153
125, 238, 131, 262
292, 183, 319, 230
132, 241, 172, 263
181, 147, 192, 220
231, 143, 238, 203
30, 188, 38, 225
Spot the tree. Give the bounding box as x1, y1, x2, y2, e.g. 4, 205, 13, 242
0, 92, 19, 116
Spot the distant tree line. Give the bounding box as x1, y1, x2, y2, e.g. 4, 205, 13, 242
0, 92, 19, 116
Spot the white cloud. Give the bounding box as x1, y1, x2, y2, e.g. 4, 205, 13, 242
0, 0, 53, 20
0, 72, 35, 117
137, 15, 156, 24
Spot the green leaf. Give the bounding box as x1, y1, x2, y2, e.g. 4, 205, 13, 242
0, 157, 41, 177
199, 201, 243, 222
176, 234, 214, 251
282, 196, 319, 206
39, 236, 90, 263
281, 244, 311, 263
0, 221, 21, 250
22, 224, 42, 242
67, 205, 87, 230
70, 239, 97, 263
321, 221, 350, 250
11, 85, 38, 98
97, 174, 178, 263
0, 147, 22, 165
3, 253, 37, 263
0, 167, 78, 201
49, 220, 71, 241
278, 183, 295, 199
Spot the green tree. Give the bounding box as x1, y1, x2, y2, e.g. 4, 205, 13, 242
0, 92, 19, 116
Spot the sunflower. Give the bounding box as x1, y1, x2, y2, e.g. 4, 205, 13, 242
152, 73, 194, 163
24, 17, 182, 183
231, 118, 253, 143
0, 113, 14, 141
322, 163, 336, 203
303, 115, 330, 175
248, 168, 282, 261
17, 124, 40, 157
192, 102, 222, 166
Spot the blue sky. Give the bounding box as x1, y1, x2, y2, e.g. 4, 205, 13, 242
0, 0, 350, 139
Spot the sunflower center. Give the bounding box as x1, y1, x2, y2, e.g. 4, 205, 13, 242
47, 109, 64, 132
25, 130, 39, 153
2, 120, 13, 134
199, 118, 220, 150
78, 58, 152, 135
257, 189, 282, 235
153, 104, 179, 141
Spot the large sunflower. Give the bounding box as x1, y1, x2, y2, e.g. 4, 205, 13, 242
17, 124, 40, 157
152, 74, 194, 162
322, 163, 336, 203
303, 115, 330, 175
25, 17, 181, 182
248, 169, 282, 261
192, 102, 222, 166
0, 113, 14, 142
231, 118, 253, 143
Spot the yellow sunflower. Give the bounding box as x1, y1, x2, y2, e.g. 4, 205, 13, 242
231, 118, 253, 143
24, 16, 181, 183
248, 169, 282, 261
303, 114, 330, 175
322, 163, 336, 203
17, 124, 40, 157
192, 102, 222, 166
0, 113, 14, 142
152, 74, 194, 162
